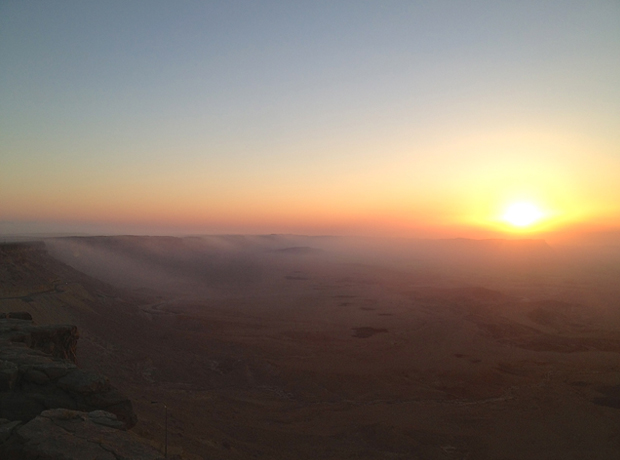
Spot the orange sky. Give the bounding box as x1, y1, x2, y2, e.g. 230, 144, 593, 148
1, 2, 619, 239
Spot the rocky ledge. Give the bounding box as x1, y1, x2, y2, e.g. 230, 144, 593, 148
0, 311, 78, 362
0, 313, 163, 459
1, 409, 163, 460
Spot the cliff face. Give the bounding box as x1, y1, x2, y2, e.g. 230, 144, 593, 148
0, 313, 162, 459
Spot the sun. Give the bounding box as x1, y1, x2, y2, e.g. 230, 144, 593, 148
502, 202, 544, 228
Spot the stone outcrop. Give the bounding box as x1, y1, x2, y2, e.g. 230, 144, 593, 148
0, 314, 163, 459
0, 409, 164, 460
0, 312, 78, 363
0, 314, 136, 427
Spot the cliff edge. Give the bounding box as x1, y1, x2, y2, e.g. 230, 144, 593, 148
0, 312, 163, 459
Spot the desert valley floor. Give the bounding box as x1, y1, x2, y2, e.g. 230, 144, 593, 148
2, 235, 620, 459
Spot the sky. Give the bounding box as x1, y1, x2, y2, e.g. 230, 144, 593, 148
1, 1, 619, 239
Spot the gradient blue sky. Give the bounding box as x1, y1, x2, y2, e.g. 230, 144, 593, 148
1, 1, 619, 237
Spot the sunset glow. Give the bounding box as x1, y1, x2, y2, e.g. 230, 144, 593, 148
1, 2, 619, 239
502, 203, 544, 228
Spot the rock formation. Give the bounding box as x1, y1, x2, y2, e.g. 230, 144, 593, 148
0, 313, 163, 459
1, 409, 164, 460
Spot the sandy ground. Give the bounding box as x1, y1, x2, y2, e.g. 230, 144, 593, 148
2, 236, 620, 459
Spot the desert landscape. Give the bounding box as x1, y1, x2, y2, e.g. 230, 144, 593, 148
3, 2, 619, 458
2, 235, 620, 459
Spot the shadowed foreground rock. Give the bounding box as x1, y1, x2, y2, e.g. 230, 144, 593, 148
0, 409, 164, 460
0, 311, 78, 363
0, 314, 136, 427
0, 314, 163, 459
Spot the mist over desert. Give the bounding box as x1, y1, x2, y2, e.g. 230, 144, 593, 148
2, 234, 620, 459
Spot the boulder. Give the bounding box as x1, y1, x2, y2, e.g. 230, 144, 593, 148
0, 315, 136, 428
0, 319, 79, 363
1, 409, 164, 460
57, 368, 111, 394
